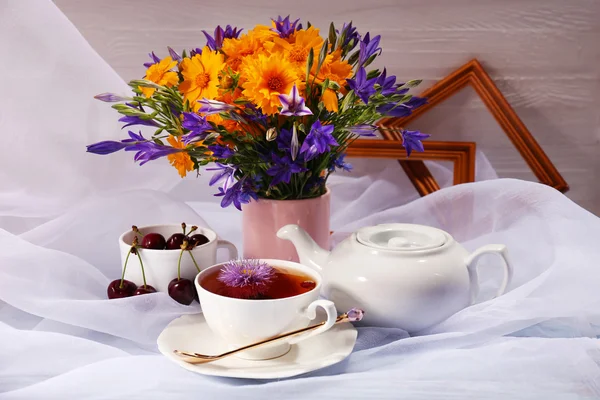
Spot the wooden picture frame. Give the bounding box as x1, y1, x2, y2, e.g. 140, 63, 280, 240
375, 58, 569, 195
346, 139, 476, 193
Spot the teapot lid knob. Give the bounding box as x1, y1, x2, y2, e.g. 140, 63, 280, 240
356, 224, 448, 251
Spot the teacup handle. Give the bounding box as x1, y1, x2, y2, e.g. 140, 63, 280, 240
288, 299, 337, 345
217, 239, 238, 261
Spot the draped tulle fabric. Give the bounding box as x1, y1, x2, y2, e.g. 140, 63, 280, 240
2, 1, 600, 399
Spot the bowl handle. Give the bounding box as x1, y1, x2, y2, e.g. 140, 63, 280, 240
465, 244, 514, 305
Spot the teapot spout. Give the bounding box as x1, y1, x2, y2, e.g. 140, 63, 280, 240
276, 224, 330, 272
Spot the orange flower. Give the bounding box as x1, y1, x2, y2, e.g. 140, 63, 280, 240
240, 53, 300, 115
166, 135, 195, 178
207, 113, 238, 133
140, 57, 179, 97
267, 27, 324, 72
222, 34, 266, 72
179, 47, 225, 106
311, 50, 353, 112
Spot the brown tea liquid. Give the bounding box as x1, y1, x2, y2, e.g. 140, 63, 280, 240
201, 266, 317, 300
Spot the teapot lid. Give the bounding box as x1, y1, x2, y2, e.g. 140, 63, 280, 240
355, 223, 448, 251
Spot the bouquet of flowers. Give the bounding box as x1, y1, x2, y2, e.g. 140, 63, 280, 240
87, 16, 429, 210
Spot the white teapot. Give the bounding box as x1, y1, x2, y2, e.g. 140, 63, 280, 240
277, 223, 513, 333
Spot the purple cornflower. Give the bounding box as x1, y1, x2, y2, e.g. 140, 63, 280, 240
300, 120, 339, 161
143, 51, 161, 68
94, 93, 128, 102
118, 115, 159, 129
376, 96, 428, 118
198, 99, 236, 115
86, 141, 129, 155
271, 15, 302, 38
206, 163, 237, 192
348, 124, 377, 137
215, 178, 258, 210
266, 154, 308, 186
217, 259, 275, 298
346, 67, 377, 104
358, 33, 382, 66
208, 145, 235, 159
278, 85, 313, 117
202, 25, 243, 51
401, 129, 431, 156
181, 112, 212, 144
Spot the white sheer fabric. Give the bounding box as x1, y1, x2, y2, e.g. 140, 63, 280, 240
1, 1, 599, 399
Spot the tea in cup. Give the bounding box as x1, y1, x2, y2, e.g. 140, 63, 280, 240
195, 259, 337, 360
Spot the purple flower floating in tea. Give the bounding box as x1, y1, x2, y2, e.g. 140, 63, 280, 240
217, 259, 276, 299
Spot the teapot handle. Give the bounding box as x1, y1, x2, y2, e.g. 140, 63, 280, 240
465, 244, 513, 305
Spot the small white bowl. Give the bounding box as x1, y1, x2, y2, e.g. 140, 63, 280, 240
118, 224, 238, 293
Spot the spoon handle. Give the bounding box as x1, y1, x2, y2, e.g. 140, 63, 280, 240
175, 313, 351, 364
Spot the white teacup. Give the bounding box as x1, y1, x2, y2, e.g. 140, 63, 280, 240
119, 224, 238, 293
195, 259, 338, 360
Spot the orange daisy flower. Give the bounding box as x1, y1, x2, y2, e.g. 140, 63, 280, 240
140, 57, 179, 97
179, 46, 225, 106
166, 135, 195, 178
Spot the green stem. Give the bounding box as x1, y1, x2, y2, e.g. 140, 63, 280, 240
177, 248, 184, 280
135, 250, 148, 288
188, 250, 201, 273
120, 250, 131, 289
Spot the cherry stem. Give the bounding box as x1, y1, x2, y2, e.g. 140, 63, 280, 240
188, 250, 201, 273
135, 250, 148, 288
177, 248, 184, 280
120, 249, 132, 289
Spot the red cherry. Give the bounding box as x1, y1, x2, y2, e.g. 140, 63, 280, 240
107, 279, 136, 299
166, 233, 186, 250
188, 234, 209, 247
142, 233, 166, 249
134, 285, 157, 295
168, 278, 196, 305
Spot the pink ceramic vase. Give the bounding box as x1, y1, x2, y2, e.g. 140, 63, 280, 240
242, 190, 330, 262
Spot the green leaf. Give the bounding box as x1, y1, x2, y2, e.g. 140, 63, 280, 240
328, 22, 337, 49
399, 79, 423, 89
306, 21, 312, 29
297, 123, 306, 133
366, 69, 381, 80
340, 90, 355, 112
363, 53, 377, 68
129, 79, 162, 89
305, 47, 314, 84
182, 49, 188, 58
313, 39, 329, 78
347, 50, 360, 65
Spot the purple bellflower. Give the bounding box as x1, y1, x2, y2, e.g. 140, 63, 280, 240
376, 96, 428, 118
181, 112, 212, 144
358, 33, 382, 66
214, 178, 258, 210
208, 145, 235, 159
143, 51, 161, 68
271, 15, 302, 38
332, 154, 353, 172
266, 154, 308, 186
338, 22, 360, 50
118, 115, 159, 129
278, 85, 313, 117
376, 68, 408, 96
167, 46, 182, 62
348, 124, 377, 137
346, 67, 377, 104
198, 99, 236, 115
206, 163, 237, 192
202, 25, 243, 51
401, 129, 431, 156
94, 93, 129, 102
300, 120, 338, 161
86, 141, 129, 155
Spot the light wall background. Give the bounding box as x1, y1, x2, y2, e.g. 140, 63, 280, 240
54, 0, 600, 215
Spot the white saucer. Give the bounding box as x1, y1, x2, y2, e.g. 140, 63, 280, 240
157, 313, 358, 379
